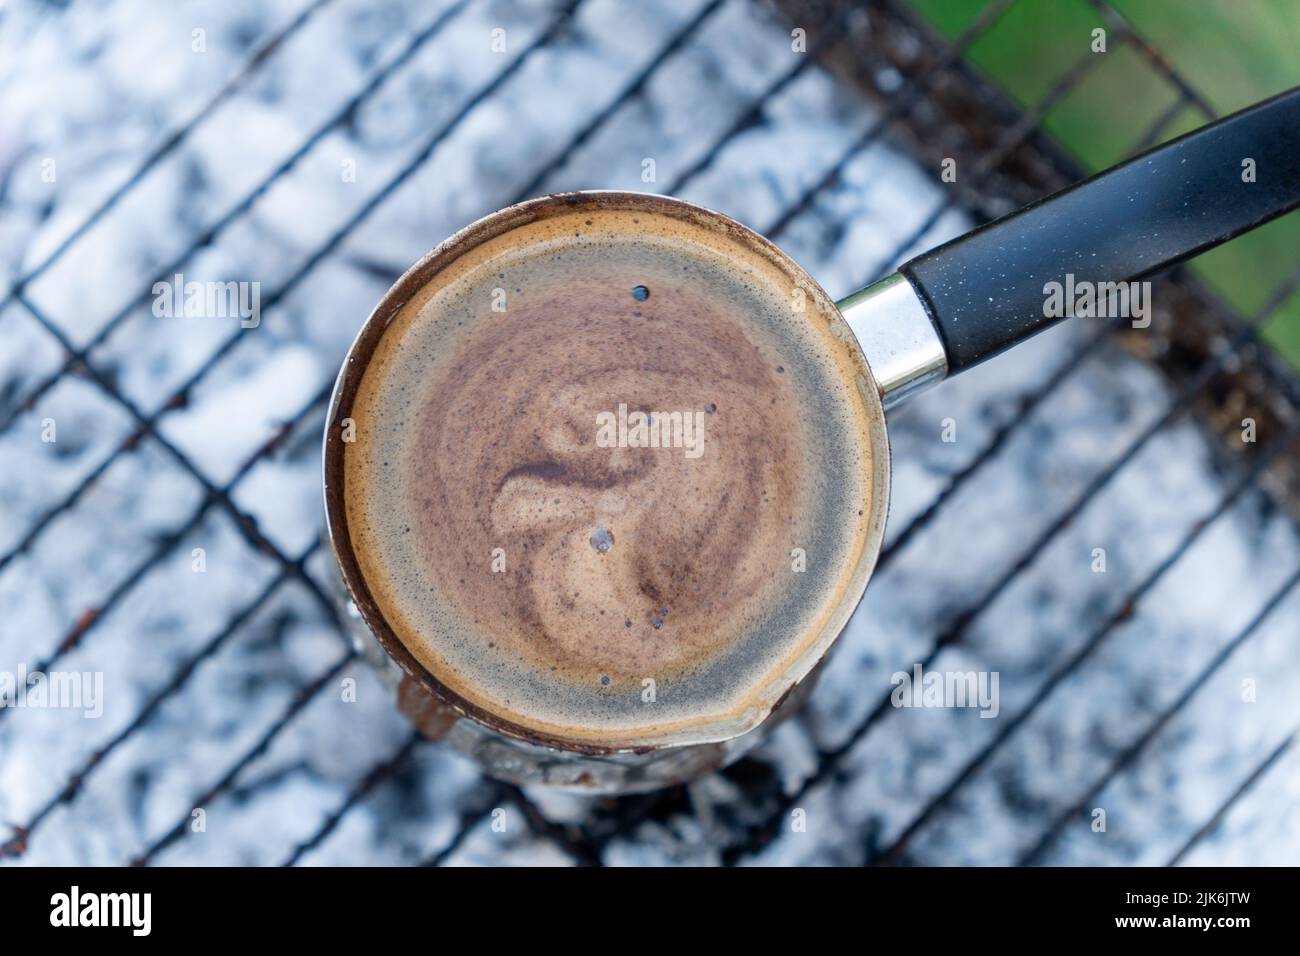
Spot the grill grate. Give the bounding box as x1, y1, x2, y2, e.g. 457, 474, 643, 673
2, 0, 1298, 867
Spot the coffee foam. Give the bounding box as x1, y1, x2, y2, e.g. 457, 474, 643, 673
344, 200, 878, 748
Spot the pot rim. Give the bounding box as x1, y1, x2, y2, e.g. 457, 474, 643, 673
321, 189, 892, 755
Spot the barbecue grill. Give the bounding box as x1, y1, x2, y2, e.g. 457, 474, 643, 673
1, 0, 1297, 866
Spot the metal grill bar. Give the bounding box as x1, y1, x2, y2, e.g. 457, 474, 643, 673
420, 783, 513, 866
131, 1, 688, 868
494, 782, 607, 866
0, 546, 314, 858
0, 388, 128, 576
0, 0, 336, 320
877, 416, 1300, 864
664, 0, 873, 196
1090, 0, 1218, 120
3, 294, 339, 665
280, 731, 422, 866
511, 0, 730, 204
411, 779, 602, 866
878, 329, 1119, 562
8, 382, 331, 688
1126, 90, 1191, 155
1020, 559, 1300, 865
760, 0, 1018, 240
0, 0, 475, 436
853, 35, 1124, 284
716, 30, 1300, 850
284, 742, 605, 866
1167, 720, 1300, 866
928, 268, 1300, 656
131, 647, 358, 866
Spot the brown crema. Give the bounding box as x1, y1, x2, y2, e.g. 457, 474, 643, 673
343, 197, 878, 749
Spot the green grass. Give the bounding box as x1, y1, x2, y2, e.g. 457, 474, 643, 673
906, 0, 1300, 367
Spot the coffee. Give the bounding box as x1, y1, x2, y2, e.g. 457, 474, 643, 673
342, 197, 878, 749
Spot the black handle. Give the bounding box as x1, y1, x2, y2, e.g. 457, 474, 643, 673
898, 85, 1300, 373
